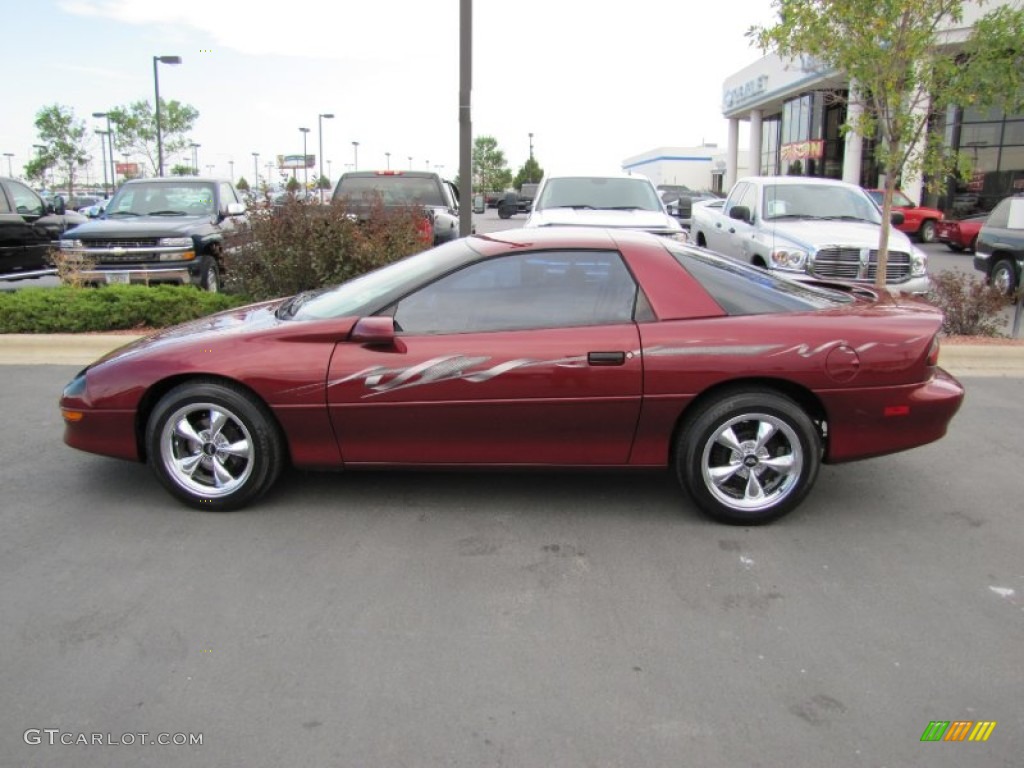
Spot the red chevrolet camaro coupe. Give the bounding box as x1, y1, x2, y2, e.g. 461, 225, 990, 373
60, 228, 964, 525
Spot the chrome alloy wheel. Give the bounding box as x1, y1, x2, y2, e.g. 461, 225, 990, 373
700, 412, 803, 512
159, 402, 254, 497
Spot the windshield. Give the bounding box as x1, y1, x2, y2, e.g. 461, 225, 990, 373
535, 177, 663, 212
762, 183, 882, 223
106, 182, 216, 216
288, 238, 478, 320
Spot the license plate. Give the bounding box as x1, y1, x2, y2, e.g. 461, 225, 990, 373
105, 273, 129, 285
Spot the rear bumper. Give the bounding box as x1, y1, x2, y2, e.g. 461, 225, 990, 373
823, 368, 965, 463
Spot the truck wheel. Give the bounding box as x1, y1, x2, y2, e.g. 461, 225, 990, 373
200, 258, 220, 293
918, 220, 937, 244
498, 208, 512, 220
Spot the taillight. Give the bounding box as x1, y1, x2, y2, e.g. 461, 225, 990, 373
416, 217, 432, 245
926, 336, 940, 367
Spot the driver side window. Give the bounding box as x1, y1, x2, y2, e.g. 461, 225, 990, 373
393, 250, 638, 335
9, 181, 44, 216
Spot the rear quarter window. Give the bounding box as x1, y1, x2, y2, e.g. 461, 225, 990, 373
666, 243, 851, 314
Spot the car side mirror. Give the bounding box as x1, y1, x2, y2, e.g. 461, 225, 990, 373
350, 316, 404, 350
729, 205, 751, 223
226, 202, 246, 216
891, 211, 905, 226
49, 196, 66, 215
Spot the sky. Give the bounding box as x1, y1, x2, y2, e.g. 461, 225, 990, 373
1, 0, 777, 186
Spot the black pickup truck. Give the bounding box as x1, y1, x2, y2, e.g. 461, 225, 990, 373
0, 177, 86, 280
56, 178, 248, 292
332, 170, 462, 246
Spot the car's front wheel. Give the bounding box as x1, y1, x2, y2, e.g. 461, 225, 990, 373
200, 257, 220, 293
676, 390, 821, 525
146, 380, 283, 511
991, 259, 1017, 296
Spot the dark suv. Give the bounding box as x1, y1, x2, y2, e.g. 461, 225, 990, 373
973, 195, 1024, 295
332, 171, 461, 245
56, 178, 248, 292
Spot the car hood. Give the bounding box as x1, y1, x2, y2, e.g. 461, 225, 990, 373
65, 214, 213, 239
765, 219, 915, 251
527, 208, 681, 232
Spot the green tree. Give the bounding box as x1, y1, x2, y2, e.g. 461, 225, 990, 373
107, 99, 200, 176
170, 163, 195, 176
236, 176, 250, 192
752, 0, 1024, 289
472, 135, 511, 194
286, 176, 301, 193
315, 175, 331, 190
24, 105, 90, 197
514, 157, 544, 190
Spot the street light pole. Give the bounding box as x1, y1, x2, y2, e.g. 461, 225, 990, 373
529, 132, 534, 161
299, 127, 310, 192
318, 113, 334, 202
352, 141, 359, 171
191, 143, 200, 175
153, 55, 182, 177
92, 112, 117, 191
252, 152, 259, 192
228, 159, 234, 183
3, 153, 12, 176
95, 130, 110, 197
385, 152, 391, 170
408, 156, 412, 169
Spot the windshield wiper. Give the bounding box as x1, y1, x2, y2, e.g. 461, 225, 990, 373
818, 215, 875, 222
106, 211, 140, 217
599, 206, 646, 211
147, 210, 186, 216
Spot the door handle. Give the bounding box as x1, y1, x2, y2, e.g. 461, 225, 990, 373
588, 351, 626, 366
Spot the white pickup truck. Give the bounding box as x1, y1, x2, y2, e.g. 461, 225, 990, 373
690, 176, 930, 294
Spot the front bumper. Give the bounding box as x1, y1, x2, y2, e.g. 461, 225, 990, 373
74, 266, 196, 286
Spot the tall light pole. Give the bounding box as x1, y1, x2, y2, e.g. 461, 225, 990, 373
33, 145, 47, 189
327, 160, 332, 183
529, 132, 534, 161
95, 130, 110, 197
190, 143, 200, 175
3, 152, 13, 176
299, 127, 310, 192
153, 55, 182, 177
385, 151, 391, 170
92, 112, 117, 191
351, 141, 359, 171
206, 165, 214, 177
408, 156, 412, 169
317, 112, 333, 202
252, 152, 259, 192
228, 159, 234, 183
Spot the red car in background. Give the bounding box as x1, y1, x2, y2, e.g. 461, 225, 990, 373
60, 228, 964, 525
865, 189, 944, 243
936, 212, 988, 252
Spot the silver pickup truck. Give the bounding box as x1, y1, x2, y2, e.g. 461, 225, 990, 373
690, 176, 930, 294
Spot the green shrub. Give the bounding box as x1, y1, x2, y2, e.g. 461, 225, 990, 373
0, 285, 247, 333
224, 197, 428, 302
925, 269, 1009, 337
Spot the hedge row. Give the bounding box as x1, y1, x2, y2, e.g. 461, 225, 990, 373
0, 285, 247, 334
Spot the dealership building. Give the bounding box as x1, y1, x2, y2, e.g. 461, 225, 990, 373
712, 2, 1023, 215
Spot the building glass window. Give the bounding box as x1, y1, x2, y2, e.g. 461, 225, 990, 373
761, 116, 781, 176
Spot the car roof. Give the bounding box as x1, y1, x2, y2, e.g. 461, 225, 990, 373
122, 178, 225, 185
740, 175, 862, 190
468, 225, 659, 252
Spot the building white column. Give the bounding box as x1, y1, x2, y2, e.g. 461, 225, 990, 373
843, 89, 864, 185
901, 89, 932, 204
749, 109, 763, 176
726, 118, 740, 190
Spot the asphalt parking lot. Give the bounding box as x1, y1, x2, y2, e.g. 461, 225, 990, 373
1, 361, 1022, 767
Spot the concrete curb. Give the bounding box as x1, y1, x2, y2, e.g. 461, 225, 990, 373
1, 333, 1023, 376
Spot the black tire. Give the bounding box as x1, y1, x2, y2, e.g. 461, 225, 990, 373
200, 257, 220, 293
968, 236, 978, 253
991, 259, 1018, 296
918, 219, 937, 244
146, 380, 283, 511
945, 242, 964, 253
498, 207, 512, 220
675, 390, 821, 525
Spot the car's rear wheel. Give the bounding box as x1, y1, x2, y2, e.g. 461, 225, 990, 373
945, 242, 964, 253
918, 220, 937, 243
676, 390, 821, 525
991, 259, 1018, 296
146, 380, 283, 511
